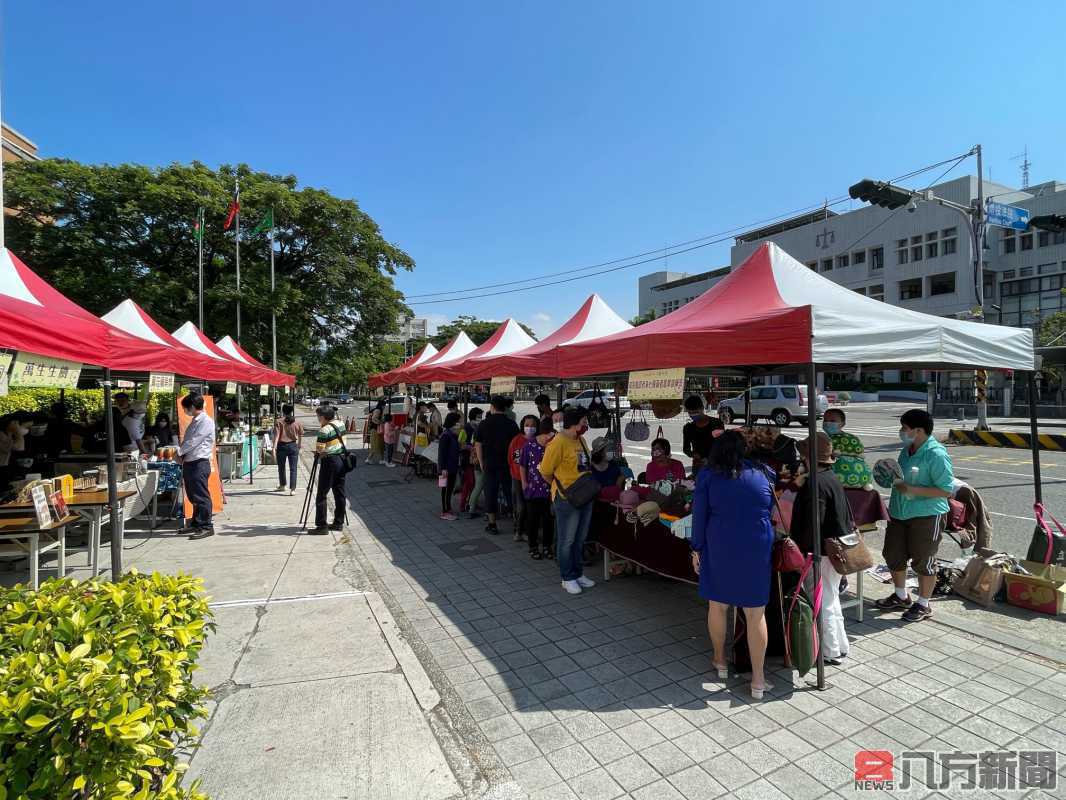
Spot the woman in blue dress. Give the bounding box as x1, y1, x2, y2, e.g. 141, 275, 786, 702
690, 430, 775, 699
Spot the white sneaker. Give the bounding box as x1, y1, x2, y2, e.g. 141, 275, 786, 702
576, 576, 596, 589
562, 580, 582, 595
386, 462, 396, 468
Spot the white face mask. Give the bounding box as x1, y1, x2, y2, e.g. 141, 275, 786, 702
553, 421, 563, 432
524, 426, 536, 437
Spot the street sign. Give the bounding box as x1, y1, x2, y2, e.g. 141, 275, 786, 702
986, 201, 1030, 231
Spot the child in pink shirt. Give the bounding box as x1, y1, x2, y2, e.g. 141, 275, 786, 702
382, 414, 399, 467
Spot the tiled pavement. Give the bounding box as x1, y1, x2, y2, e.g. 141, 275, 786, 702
346, 461, 1066, 800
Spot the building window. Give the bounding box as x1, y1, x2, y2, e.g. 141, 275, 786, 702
1003, 229, 1016, 254
853, 286, 866, 295
1039, 263, 1058, 275
897, 245, 909, 265
1002, 270, 1016, 280
806, 261, 817, 271
869, 284, 885, 302
821, 258, 833, 272
870, 246, 884, 270
926, 231, 938, 241
942, 237, 957, 255
929, 272, 956, 296
1020, 267, 1033, 277
836, 254, 850, 269
853, 250, 866, 265
1021, 232, 1033, 251
1039, 231, 1050, 247
1055, 231, 1066, 245
942, 227, 957, 238
911, 244, 923, 262
926, 242, 938, 259
899, 278, 923, 300
911, 235, 922, 245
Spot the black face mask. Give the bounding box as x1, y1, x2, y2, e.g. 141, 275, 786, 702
592, 451, 606, 465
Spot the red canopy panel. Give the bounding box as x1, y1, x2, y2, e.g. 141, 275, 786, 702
172, 322, 268, 384
410, 319, 536, 383
369, 342, 438, 389
391, 332, 477, 385
216, 335, 295, 387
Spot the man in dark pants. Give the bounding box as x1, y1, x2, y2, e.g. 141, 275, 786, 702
312, 405, 348, 535
178, 392, 217, 540
475, 395, 519, 535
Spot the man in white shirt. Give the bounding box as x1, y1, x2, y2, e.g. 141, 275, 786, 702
178, 392, 217, 540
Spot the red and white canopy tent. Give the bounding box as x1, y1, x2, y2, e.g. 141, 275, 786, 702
409, 319, 537, 384
216, 335, 295, 388
172, 322, 269, 385
556, 243, 1034, 376
390, 331, 477, 386
370, 343, 438, 389
456, 294, 632, 381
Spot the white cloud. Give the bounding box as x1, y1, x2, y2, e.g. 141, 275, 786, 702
526, 312, 554, 338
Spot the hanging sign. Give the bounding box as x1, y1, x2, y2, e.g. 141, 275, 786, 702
398, 382, 408, 395
431, 381, 446, 394
259, 384, 269, 396
627, 368, 686, 401
115, 380, 136, 389
490, 376, 517, 395
148, 372, 175, 393
9, 353, 82, 389
225, 381, 237, 394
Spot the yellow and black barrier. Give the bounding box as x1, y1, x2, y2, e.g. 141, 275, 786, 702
949, 429, 1066, 450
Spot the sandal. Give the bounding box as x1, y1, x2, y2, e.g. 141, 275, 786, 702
750, 680, 775, 701
713, 662, 728, 680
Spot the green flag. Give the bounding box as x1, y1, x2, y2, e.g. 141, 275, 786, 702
192, 207, 206, 241
251, 209, 274, 236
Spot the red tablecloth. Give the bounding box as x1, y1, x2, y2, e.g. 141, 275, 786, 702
589, 502, 697, 584
845, 487, 889, 527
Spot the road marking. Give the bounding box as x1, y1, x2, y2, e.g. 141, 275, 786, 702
210, 590, 368, 609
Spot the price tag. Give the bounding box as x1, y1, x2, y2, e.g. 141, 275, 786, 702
9, 353, 82, 389
490, 376, 517, 394
149, 372, 175, 393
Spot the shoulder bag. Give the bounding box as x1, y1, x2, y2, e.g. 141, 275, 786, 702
331, 423, 358, 473
624, 407, 650, 442
761, 465, 805, 573
823, 530, 874, 575
554, 439, 600, 508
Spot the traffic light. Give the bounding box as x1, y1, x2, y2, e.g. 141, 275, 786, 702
1030, 214, 1066, 234
848, 179, 916, 210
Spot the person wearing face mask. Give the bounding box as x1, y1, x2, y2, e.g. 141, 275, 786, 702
538, 407, 595, 594
508, 415, 540, 541
823, 408, 871, 489
551, 409, 565, 433
109, 392, 134, 451
588, 436, 624, 489
520, 417, 556, 558
682, 395, 723, 476
436, 412, 463, 520
645, 437, 686, 484
874, 409, 954, 623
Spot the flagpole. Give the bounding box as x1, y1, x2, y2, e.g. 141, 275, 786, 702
197, 207, 204, 330
234, 177, 241, 343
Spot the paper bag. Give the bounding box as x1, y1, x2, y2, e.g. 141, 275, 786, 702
953, 556, 1007, 608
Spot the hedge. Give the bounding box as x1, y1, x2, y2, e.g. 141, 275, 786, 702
0, 389, 176, 425
0, 572, 214, 799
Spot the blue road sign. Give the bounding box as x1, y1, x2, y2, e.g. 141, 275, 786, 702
986, 201, 1030, 231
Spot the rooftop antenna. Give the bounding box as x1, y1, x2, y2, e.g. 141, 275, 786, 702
1011, 145, 1031, 189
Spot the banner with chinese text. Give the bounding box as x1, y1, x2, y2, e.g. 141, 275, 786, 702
627, 368, 685, 401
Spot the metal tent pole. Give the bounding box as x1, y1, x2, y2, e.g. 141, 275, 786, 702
102, 369, 122, 576
556, 378, 564, 410
1029, 371, 1043, 505
807, 362, 826, 690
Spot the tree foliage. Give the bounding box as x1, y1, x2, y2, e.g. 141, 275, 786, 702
4, 160, 413, 388
629, 308, 656, 326
429, 315, 536, 348
1039, 311, 1066, 346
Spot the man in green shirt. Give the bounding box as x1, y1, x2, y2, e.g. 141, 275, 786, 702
875, 409, 954, 622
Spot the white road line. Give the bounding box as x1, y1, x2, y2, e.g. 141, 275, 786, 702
210, 590, 368, 609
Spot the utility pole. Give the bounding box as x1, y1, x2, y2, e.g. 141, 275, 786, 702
975, 144, 989, 430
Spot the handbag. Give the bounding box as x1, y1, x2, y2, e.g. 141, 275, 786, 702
1027, 503, 1066, 565
785, 555, 822, 677
624, 408, 650, 442
587, 387, 611, 430
331, 424, 358, 473
554, 439, 600, 508
823, 531, 874, 576
946, 498, 968, 531
766, 471, 805, 573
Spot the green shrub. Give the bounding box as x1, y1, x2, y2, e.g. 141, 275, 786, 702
0, 571, 214, 799
0, 389, 176, 429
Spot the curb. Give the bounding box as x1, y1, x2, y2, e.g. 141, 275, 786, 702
949, 428, 1066, 450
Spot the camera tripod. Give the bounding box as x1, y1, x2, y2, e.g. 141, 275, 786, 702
298, 452, 349, 531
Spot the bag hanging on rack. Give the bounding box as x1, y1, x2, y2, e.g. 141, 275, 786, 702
624, 407, 650, 442
587, 386, 611, 429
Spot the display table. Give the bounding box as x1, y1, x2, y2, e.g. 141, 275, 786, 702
589, 502, 698, 585
0, 514, 77, 588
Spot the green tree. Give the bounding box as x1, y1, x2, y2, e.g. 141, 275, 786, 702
630, 308, 656, 326
1039, 311, 1066, 346
4, 159, 413, 387
430, 315, 537, 348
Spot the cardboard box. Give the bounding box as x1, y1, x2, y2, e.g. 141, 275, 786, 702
1005, 560, 1066, 615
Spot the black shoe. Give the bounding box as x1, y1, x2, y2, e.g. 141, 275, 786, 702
875, 593, 912, 610
901, 601, 932, 623
308, 526, 329, 535
485, 524, 499, 535
188, 527, 215, 541
329, 521, 344, 531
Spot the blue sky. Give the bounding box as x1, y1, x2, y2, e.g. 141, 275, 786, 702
6, 2, 1065, 337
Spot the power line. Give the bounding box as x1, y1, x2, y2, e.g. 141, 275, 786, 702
406, 152, 977, 306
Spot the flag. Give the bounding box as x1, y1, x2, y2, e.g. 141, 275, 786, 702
223, 197, 240, 231
251, 209, 274, 236
193, 207, 206, 241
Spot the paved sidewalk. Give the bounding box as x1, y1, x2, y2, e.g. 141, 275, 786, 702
346, 453, 1066, 800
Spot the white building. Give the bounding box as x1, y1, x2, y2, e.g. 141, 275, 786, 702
383, 314, 429, 344
637, 267, 730, 318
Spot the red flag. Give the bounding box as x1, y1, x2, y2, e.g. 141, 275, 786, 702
223, 199, 240, 231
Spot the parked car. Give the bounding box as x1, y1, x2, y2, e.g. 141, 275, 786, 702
717, 385, 828, 427
469, 393, 488, 403
566, 389, 631, 413
337, 393, 352, 405
364, 395, 413, 416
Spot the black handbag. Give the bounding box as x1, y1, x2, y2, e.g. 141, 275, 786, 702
331, 423, 358, 473
554, 440, 599, 508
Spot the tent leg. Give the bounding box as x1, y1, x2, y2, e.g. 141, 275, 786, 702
556, 378, 564, 411
462, 384, 469, 420
744, 372, 752, 425
806, 362, 826, 690
1029, 371, 1043, 505
103, 369, 122, 577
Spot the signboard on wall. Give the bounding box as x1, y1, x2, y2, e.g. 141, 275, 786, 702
490, 376, 517, 394
148, 372, 175, 393
9, 353, 82, 389
627, 368, 686, 401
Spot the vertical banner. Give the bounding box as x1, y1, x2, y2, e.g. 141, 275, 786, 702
177, 394, 224, 516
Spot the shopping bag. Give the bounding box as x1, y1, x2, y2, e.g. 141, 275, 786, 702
1027, 504, 1066, 565
1005, 560, 1066, 615
953, 555, 1007, 607
824, 531, 874, 576
785, 555, 822, 677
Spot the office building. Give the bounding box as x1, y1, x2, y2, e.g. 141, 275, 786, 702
384, 314, 429, 344
637, 266, 730, 318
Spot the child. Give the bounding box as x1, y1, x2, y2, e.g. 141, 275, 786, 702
382, 412, 398, 467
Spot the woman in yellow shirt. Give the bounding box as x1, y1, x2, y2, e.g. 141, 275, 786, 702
539, 407, 596, 595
